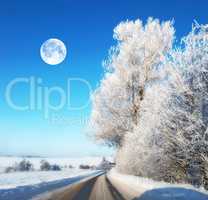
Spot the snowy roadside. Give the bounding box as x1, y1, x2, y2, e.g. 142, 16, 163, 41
107, 169, 208, 200
0, 170, 101, 200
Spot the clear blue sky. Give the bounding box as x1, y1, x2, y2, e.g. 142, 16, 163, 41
0, 0, 207, 157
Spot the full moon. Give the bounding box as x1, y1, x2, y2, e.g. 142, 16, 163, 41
40, 38, 67, 65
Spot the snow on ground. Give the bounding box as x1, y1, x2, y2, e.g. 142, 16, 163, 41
0, 171, 102, 200
0, 169, 95, 189
108, 169, 208, 199
0, 156, 110, 189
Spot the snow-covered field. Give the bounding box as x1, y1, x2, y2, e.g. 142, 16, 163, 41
0, 156, 107, 189
0, 156, 105, 173
0, 169, 96, 189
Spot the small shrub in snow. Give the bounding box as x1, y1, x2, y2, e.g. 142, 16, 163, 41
40, 160, 61, 171
97, 157, 113, 170
40, 160, 51, 171
50, 164, 61, 171
68, 165, 74, 169
4, 166, 15, 173
16, 159, 33, 171
4, 160, 33, 173
79, 164, 91, 169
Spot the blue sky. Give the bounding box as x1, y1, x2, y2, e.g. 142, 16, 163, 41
0, 0, 207, 157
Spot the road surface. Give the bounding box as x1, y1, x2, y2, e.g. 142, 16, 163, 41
30, 173, 208, 200
33, 174, 125, 200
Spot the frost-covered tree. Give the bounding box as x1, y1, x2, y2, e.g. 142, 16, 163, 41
116, 82, 170, 180
159, 23, 208, 187
116, 23, 208, 189
90, 18, 174, 147
40, 160, 51, 171
91, 17, 208, 189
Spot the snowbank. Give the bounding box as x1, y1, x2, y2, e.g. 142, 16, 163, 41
107, 169, 208, 200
